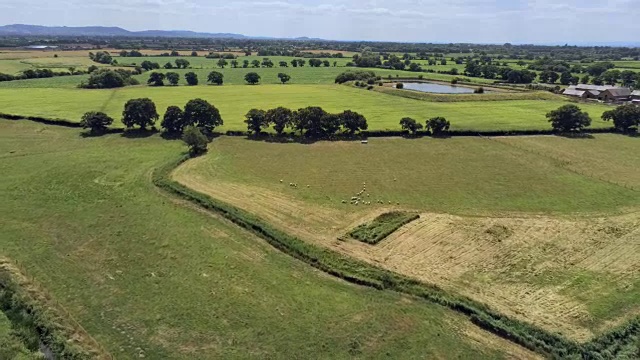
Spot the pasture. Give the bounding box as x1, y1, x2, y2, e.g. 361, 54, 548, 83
0, 85, 613, 132
172, 134, 640, 341
0, 120, 528, 358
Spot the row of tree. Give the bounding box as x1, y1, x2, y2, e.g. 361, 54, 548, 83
243, 107, 368, 138
145, 71, 283, 86
80, 98, 223, 134
545, 103, 640, 133
399, 117, 451, 135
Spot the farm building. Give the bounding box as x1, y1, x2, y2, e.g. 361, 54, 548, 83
563, 84, 632, 102
631, 90, 640, 100
598, 88, 631, 102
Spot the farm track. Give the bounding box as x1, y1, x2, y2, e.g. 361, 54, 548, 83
173, 156, 640, 342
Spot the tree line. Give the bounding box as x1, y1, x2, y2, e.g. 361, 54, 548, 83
145, 71, 289, 86
243, 107, 368, 137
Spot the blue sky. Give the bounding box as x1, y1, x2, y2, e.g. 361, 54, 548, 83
0, 0, 637, 43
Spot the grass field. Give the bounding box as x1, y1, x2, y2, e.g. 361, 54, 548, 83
0, 84, 613, 132
0, 120, 533, 359
173, 135, 640, 341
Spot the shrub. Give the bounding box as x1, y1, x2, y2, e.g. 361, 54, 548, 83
182, 125, 208, 156
474, 87, 485, 94
334, 70, 377, 84
451, 78, 459, 84
244, 108, 268, 135
80, 111, 113, 134
79, 69, 138, 89
396, 83, 404, 89
367, 85, 374, 90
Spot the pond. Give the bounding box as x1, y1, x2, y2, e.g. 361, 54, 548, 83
402, 82, 489, 94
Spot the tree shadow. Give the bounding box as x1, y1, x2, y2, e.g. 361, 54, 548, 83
121, 128, 159, 139
556, 132, 594, 139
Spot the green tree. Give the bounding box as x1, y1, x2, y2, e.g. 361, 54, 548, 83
251, 59, 261, 68
546, 104, 591, 133
185, 72, 198, 86
290, 59, 298, 67
244, 108, 268, 135
175, 58, 190, 69
400, 117, 423, 134
245, 72, 261, 85
207, 71, 224, 85
337, 110, 368, 134
140, 60, 159, 71
602, 104, 640, 133
163, 62, 174, 69
122, 98, 159, 130
183, 98, 223, 133
621, 70, 637, 87
580, 74, 590, 84
293, 106, 328, 137
147, 72, 165, 86
231, 60, 239, 68
242, 59, 249, 68
560, 71, 573, 85
191, 51, 198, 56
182, 125, 208, 156
161, 105, 186, 134
425, 117, 450, 136
602, 69, 621, 85
265, 107, 294, 135
548, 71, 559, 84
80, 111, 113, 134
279, 61, 288, 67
277, 73, 291, 84
166, 72, 180, 86
217, 58, 228, 68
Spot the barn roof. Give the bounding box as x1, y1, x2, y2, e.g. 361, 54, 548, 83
563, 89, 586, 96
605, 88, 631, 97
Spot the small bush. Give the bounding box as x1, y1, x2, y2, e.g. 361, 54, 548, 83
349, 212, 420, 244
474, 87, 485, 94
396, 83, 404, 89
418, 74, 424, 79
367, 85, 374, 90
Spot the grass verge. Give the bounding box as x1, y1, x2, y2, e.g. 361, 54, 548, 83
0, 258, 110, 359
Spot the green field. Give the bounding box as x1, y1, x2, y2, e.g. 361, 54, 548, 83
182, 135, 640, 215
0, 120, 518, 358
0, 84, 613, 132
174, 134, 640, 341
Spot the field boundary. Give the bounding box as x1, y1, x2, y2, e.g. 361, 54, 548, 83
0, 257, 112, 359
0, 112, 619, 137
155, 152, 640, 358
373, 86, 563, 102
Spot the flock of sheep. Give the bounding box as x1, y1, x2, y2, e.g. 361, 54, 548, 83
280, 178, 400, 206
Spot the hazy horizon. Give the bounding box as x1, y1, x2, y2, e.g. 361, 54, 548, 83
0, 0, 637, 44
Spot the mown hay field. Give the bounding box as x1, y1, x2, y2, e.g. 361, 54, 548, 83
0, 120, 532, 359
0, 84, 613, 132
173, 134, 640, 341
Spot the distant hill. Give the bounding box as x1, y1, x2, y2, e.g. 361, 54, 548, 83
0, 24, 248, 39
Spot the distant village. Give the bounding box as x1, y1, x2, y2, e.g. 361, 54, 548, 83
563, 84, 640, 104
